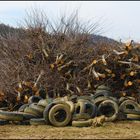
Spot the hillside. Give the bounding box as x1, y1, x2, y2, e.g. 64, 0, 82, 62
0, 23, 25, 38
0, 23, 120, 44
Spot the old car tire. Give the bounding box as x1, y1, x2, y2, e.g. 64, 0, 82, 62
0, 119, 9, 125
127, 114, 140, 120
96, 85, 111, 91
53, 96, 69, 102
28, 96, 42, 104
43, 100, 71, 125
117, 112, 127, 121
75, 100, 97, 118
29, 103, 44, 114
19, 112, 37, 120
98, 99, 119, 122
69, 95, 78, 103
65, 101, 75, 114
19, 120, 30, 125
72, 120, 92, 127
93, 91, 112, 99
43, 102, 57, 125
18, 104, 30, 112
119, 100, 140, 115
94, 96, 118, 107
24, 106, 41, 117
85, 102, 97, 118
77, 96, 94, 102
72, 113, 91, 121
48, 104, 72, 127
75, 101, 86, 114
30, 118, 46, 125
37, 99, 48, 107
0, 111, 24, 121
119, 97, 136, 105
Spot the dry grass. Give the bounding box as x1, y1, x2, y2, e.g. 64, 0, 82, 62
0, 121, 140, 139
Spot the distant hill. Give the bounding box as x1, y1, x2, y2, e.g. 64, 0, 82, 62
0, 23, 120, 45
92, 34, 120, 45
0, 23, 25, 38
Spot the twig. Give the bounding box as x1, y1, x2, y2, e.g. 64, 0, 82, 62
57, 60, 73, 71
113, 50, 126, 55
92, 67, 99, 80
34, 70, 45, 87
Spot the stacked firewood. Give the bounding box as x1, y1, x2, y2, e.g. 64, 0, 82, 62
78, 40, 140, 99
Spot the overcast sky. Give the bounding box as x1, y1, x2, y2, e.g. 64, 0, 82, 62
0, 1, 140, 42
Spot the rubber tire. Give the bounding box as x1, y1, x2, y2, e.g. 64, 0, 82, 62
48, 104, 72, 127
19, 120, 30, 125
24, 106, 42, 117
0, 111, 24, 121
75, 100, 97, 119
77, 96, 94, 102
43, 102, 57, 125
53, 96, 69, 102
117, 112, 127, 121
75, 99, 97, 118
119, 100, 140, 115
70, 95, 78, 103
75, 101, 86, 114
37, 99, 48, 107
93, 91, 111, 99
72, 113, 91, 121
30, 118, 46, 125
43, 100, 71, 125
85, 102, 97, 118
12, 103, 24, 111
98, 99, 119, 122
75, 99, 97, 117
46, 98, 54, 104
0, 119, 9, 125
12, 120, 30, 125
96, 89, 111, 93
18, 112, 37, 120
94, 96, 118, 107
96, 85, 111, 91
65, 101, 75, 114
72, 120, 92, 127
127, 114, 140, 120
28, 96, 42, 104
29, 103, 45, 114
18, 104, 30, 112
119, 97, 136, 105
52, 100, 72, 112
77, 98, 90, 102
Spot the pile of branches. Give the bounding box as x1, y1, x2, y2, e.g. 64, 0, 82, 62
0, 9, 139, 108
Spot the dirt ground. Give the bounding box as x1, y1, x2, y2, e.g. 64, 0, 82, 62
0, 121, 140, 139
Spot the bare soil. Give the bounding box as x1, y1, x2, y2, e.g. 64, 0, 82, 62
0, 121, 140, 139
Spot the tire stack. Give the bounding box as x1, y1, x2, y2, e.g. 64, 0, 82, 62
119, 97, 140, 120
0, 86, 140, 127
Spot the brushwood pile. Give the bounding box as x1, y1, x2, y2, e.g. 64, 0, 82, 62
0, 16, 140, 127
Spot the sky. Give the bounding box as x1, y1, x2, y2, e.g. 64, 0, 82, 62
0, 1, 140, 42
